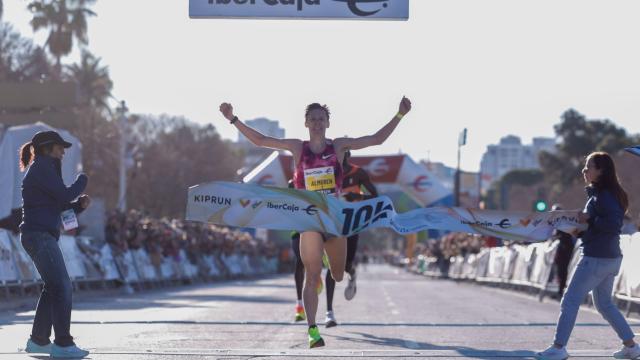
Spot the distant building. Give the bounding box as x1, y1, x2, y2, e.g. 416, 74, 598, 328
480, 135, 555, 192
237, 118, 286, 173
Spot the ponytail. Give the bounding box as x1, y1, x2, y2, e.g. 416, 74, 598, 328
19, 142, 34, 172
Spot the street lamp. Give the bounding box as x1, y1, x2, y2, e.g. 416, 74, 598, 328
454, 128, 467, 207
116, 100, 128, 212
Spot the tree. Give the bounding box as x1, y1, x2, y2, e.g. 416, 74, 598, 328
27, 0, 96, 74
0, 22, 54, 82
554, 109, 631, 162
539, 108, 635, 196
64, 50, 112, 112
485, 169, 544, 210
126, 116, 244, 218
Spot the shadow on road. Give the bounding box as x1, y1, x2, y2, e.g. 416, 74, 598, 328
333, 332, 538, 359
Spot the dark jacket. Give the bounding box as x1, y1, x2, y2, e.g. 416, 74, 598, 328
581, 186, 623, 258
20, 155, 88, 239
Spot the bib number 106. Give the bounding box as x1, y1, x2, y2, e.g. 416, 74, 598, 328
341, 201, 393, 236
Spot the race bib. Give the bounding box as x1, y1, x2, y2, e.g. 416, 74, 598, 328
304, 166, 336, 194
61, 209, 79, 231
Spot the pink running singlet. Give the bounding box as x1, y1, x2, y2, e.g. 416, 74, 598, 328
293, 140, 343, 196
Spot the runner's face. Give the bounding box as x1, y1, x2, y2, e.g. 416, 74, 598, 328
305, 109, 329, 135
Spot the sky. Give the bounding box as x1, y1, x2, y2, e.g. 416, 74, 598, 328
4, 0, 640, 172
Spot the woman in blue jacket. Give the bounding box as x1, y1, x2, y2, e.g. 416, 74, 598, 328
19, 130, 91, 359
538, 152, 639, 360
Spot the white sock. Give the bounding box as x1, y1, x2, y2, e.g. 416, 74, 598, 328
296, 300, 303, 307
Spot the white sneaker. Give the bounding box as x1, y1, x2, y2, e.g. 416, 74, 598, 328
325, 310, 337, 328
537, 345, 569, 360
614, 344, 640, 359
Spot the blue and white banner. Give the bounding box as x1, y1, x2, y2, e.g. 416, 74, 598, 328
189, 0, 409, 20
186, 182, 586, 242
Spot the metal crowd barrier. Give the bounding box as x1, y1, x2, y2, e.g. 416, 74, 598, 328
413, 233, 640, 312
0, 229, 280, 297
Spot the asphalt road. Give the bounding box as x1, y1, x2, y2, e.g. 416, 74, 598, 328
1, 263, 638, 359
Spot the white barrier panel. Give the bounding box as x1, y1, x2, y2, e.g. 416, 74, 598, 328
474, 249, 490, 279
619, 234, 640, 298
203, 255, 223, 277
115, 251, 140, 283
266, 257, 278, 273
462, 254, 477, 280
510, 245, 534, 285
240, 255, 253, 275
58, 235, 87, 279
501, 247, 518, 282
133, 249, 158, 280
160, 257, 176, 279
221, 254, 243, 276
9, 232, 40, 281
0, 230, 19, 282
74, 237, 104, 279
484, 247, 507, 281
421, 232, 640, 304
99, 245, 121, 281
0, 233, 284, 290
178, 250, 199, 279
253, 256, 266, 275
529, 241, 558, 288
448, 256, 463, 279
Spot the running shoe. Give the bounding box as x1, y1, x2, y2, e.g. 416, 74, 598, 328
308, 326, 325, 348
294, 304, 306, 322
536, 345, 569, 360
322, 252, 330, 268
325, 310, 338, 328
614, 343, 640, 359
51, 344, 90, 358
25, 339, 52, 354
344, 268, 357, 300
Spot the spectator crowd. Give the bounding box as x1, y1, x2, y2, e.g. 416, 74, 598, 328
103, 209, 282, 279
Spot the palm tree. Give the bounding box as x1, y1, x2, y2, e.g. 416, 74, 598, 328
27, 0, 96, 75
65, 50, 112, 112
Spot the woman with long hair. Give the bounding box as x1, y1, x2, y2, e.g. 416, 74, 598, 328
19, 130, 91, 359
537, 152, 639, 360
219, 97, 411, 348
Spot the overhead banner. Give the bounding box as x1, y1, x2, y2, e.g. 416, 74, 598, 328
186, 181, 585, 242
189, 0, 409, 20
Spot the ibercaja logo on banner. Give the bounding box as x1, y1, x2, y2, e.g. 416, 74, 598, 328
190, 0, 409, 20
